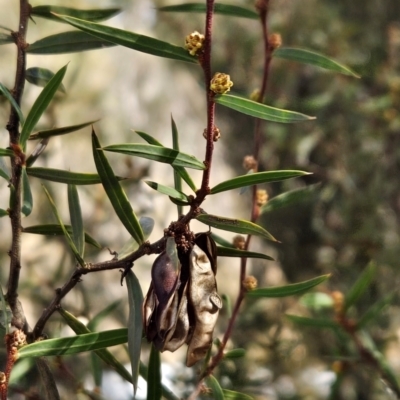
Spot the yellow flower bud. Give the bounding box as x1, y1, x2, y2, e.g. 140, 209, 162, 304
243, 155, 257, 171
210, 73, 233, 94
243, 275, 258, 291
256, 189, 268, 207
185, 31, 205, 56
268, 33, 282, 51
233, 235, 246, 250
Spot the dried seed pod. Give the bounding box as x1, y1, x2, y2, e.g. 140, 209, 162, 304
186, 233, 222, 367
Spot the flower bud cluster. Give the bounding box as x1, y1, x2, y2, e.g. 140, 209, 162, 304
185, 31, 205, 56
256, 189, 269, 207
210, 73, 233, 94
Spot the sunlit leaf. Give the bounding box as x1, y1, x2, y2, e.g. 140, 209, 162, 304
344, 262, 376, 311
247, 275, 330, 298
286, 314, 340, 329
31, 6, 120, 22
92, 131, 144, 244
223, 390, 254, 400
0, 148, 14, 157
217, 246, 274, 261
42, 185, 85, 266
147, 344, 162, 400
29, 120, 98, 140
26, 67, 66, 93
145, 181, 189, 202
68, 184, 85, 257
59, 309, 133, 383
36, 358, 61, 400
0, 33, 13, 45
54, 14, 196, 63
18, 329, 128, 359
211, 170, 310, 194
27, 167, 125, 185
206, 375, 224, 400
126, 270, 144, 397
274, 47, 360, 78
261, 184, 319, 214
20, 65, 67, 149
22, 224, 101, 248
27, 31, 116, 54
196, 213, 277, 242
159, 3, 258, 19
0, 83, 24, 124
357, 292, 394, 329
135, 131, 197, 192
299, 292, 334, 311
103, 143, 205, 170
21, 167, 33, 217
215, 94, 315, 123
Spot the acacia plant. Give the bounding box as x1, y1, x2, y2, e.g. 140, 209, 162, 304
0, 0, 388, 399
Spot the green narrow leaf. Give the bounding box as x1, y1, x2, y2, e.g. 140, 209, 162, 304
36, 358, 61, 400
27, 167, 125, 185
92, 130, 144, 244
87, 300, 121, 332
261, 184, 319, 214
31, 6, 121, 22
196, 213, 278, 242
0, 209, 8, 218
90, 352, 103, 390
68, 184, 85, 258
22, 224, 101, 248
26, 67, 66, 93
159, 3, 258, 19
147, 344, 162, 400
21, 167, 33, 217
299, 292, 334, 311
135, 131, 197, 192
217, 246, 274, 261
145, 181, 189, 202
211, 233, 234, 248
59, 309, 133, 384
0, 83, 25, 124
54, 14, 197, 64
214, 94, 315, 123
357, 292, 395, 329
206, 375, 225, 400
42, 186, 85, 266
223, 349, 246, 359
0, 33, 13, 45
26, 138, 50, 167
171, 116, 183, 216
27, 31, 116, 54
247, 274, 330, 298
20, 65, 67, 149
211, 170, 310, 195
344, 262, 376, 311
0, 148, 14, 157
274, 47, 360, 78
18, 329, 128, 359
286, 314, 340, 329
126, 270, 144, 397
0, 284, 10, 334
29, 120, 98, 140
222, 389, 254, 400
103, 143, 205, 170
0, 157, 10, 180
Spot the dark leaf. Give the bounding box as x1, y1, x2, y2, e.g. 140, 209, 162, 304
54, 14, 197, 63
36, 358, 61, 400
29, 120, 98, 140
68, 184, 85, 257
357, 292, 395, 329
103, 143, 205, 170
145, 180, 189, 202
0, 148, 14, 157
159, 3, 258, 19
210, 170, 310, 194
87, 300, 121, 332
22, 224, 101, 248
286, 314, 340, 329
26, 67, 66, 93
27, 167, 125, 185
217, 246, 274, 261
0, 83, 24, 124
26, 138, 50, 167
0, 209, 8, 218
196, 213, 277, 242
247, 275, 330, 298
21, 167, 33, 217
31, 6, 121, 22
215, 94, 315, 123
0, 33, 13, 45
147, 344, 162, 400
27, 31, 116, 54
92, 131, 144, 244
